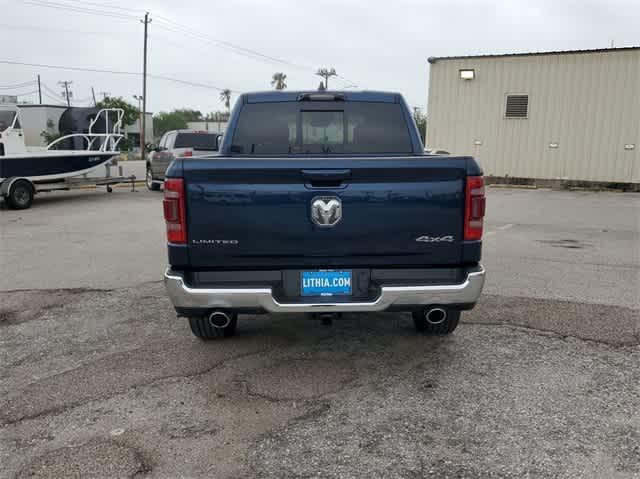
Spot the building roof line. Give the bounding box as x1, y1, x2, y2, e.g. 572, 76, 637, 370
427, 46, 640, 63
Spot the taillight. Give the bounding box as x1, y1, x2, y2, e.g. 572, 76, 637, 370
163, 178, 186, 244
182, 150, 193, 157
464, 176, 485, 241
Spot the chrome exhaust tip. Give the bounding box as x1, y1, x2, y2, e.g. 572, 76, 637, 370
208, 311, 231, 329
425, 307, 447, 325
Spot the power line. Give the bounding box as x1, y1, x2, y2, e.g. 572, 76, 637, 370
0, 60, 236, 92
1, 59, 140, 76
52, 0, 145, 15
19, 0, 346, 84
150, 74, 236, 93
0, 80, 36, 87
3, 89, 39, 97
21, 0, 136, 18
42, 82, 63, 97
41, 84, 70, 105
0, 22, 137, 37
41, 91, 66, 104
16, 1, 359, 89
154, 19, 299, 67
153, 18, 315, 71
19, 0, 308, 77
42, 83, 94, 105
20, 0, 137, 21
152, 17, 358, 88
0, 80, 37, 90
19, 0, 325, 81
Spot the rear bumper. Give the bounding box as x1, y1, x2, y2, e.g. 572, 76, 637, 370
164, 265, 485, 314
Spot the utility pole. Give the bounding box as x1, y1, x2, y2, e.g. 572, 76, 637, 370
133, 95, 144, 153
91, 87, 97, 106
58, 80, 72, 107
140, 11, 151, 161
37, 74, 42, 104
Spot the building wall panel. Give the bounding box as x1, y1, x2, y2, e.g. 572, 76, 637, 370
427, 49, 640, 183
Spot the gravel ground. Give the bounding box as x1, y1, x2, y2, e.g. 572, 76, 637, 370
0, 187, 638, 478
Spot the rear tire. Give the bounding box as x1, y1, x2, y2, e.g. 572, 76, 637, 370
188, 313, 238, 340
146, 167, 160, 191
6, 179, 34, 210
412, 309, 461, 335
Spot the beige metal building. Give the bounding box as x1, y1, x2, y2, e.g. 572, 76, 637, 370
426, 47, 640, 184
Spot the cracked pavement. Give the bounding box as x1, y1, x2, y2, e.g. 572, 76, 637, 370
1, 188, 639, 478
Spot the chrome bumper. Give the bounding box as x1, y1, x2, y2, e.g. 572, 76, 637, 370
164, 266, 485, 313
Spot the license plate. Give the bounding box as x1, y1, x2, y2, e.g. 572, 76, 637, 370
301, 270, 352, 297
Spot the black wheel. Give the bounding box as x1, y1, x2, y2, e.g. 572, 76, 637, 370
146, 167, 160, 191
412, 308, 461, 335
6, 180, 34, 210
188, 312, 238, 340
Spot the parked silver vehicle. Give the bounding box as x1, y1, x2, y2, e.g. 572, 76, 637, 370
146, 130, 221, 190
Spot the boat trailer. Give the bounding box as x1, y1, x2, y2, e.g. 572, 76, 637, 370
1, 161, 137, 210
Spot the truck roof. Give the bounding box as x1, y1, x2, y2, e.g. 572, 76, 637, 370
170, 129, 219, 134
244, 90, 401, 103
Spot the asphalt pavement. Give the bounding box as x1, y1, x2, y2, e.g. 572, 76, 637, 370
0, 187, 638, 478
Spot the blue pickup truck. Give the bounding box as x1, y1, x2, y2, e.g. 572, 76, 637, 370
163, 91, 485, 339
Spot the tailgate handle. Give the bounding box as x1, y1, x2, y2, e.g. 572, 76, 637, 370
302, 169, 351, 187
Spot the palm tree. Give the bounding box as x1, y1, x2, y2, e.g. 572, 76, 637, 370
316, 67, 337, 89
271, 72, 287, 90
219, 89, 232, 113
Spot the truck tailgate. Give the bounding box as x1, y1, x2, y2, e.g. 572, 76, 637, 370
182, 157, 470, 268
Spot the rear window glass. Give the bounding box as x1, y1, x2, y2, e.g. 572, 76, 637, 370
174, 133, 218, 150
231, 102, 412, 154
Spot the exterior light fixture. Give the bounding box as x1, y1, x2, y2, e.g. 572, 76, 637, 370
460, 69, 475, 80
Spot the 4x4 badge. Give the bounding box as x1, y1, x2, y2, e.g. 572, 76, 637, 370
416, 235, 454, 243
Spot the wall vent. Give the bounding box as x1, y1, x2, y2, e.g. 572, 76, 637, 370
505, 95, 528, 118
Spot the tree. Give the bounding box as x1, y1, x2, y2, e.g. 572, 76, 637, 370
153, 109, 203, 137
413, 107, 427, 144
95, 96, 139, 126
271, 72, 287, 90
153, 112, 187, 138
172, 108, 203, 122
316, 67, 337, 89
205, 111, 230, 122
219, 89, 232, 113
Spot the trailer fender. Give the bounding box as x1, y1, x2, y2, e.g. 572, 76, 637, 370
1, 177, 34, 197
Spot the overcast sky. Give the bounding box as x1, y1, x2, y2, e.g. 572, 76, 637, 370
1, 0, 638, 115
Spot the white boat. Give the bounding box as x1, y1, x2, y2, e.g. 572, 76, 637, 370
0, 107, 125, 208
0, 107, 124, 181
